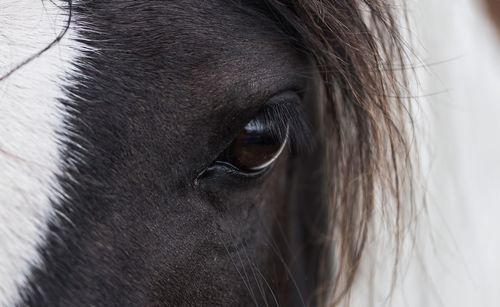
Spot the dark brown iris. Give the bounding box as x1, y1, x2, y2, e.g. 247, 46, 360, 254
224, 120, 286, 172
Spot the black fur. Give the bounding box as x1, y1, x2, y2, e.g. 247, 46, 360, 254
22, 1, 326, 306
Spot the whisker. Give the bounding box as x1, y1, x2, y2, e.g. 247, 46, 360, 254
243, 237, 280, 307
239, 236, 270, 307
257, 216, 307, 307
216, 230, 258, 307
227, 230, 259, 307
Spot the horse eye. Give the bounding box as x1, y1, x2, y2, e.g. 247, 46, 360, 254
216, 118, 288, 174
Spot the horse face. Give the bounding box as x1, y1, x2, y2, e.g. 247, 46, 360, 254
4, 1, 316, 306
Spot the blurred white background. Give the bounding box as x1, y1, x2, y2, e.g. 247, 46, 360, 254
351, 0, 500, 306
411, 0, 500, 305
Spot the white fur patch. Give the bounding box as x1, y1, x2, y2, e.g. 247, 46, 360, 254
0, 1, 80, 305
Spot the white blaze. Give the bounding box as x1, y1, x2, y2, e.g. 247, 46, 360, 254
0, 1, 80, 306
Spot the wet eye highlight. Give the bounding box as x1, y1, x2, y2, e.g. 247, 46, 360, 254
216, 118, 288, 174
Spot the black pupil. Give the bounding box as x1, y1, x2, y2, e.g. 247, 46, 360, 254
226, 120, 284, 172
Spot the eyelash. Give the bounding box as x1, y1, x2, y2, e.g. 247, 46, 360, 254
258, 93, 311, 155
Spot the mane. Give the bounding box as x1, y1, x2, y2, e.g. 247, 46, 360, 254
264, 1, 414, 305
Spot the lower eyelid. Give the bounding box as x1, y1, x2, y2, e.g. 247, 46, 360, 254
197, 162, 270, 182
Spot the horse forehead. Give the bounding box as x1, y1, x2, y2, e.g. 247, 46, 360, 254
0, 1, 80, 305
71, 0, 304, 137
79, 0, 301, 97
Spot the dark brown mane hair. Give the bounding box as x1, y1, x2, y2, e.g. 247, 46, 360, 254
265, 1, 413, 305
484, 0, 500, 34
